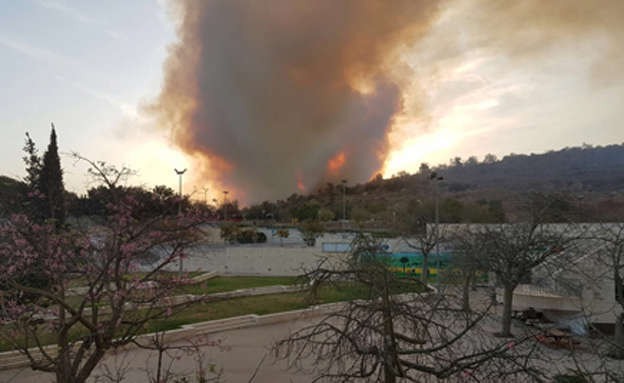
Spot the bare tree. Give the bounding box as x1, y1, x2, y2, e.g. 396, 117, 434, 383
594, 223, 624, 359
140, 332, 225, 383
463, 194, 582, 337
448, 227, 490, 311
397, 201, 445, 286
274, 234, 548, 383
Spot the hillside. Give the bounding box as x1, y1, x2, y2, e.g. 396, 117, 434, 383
1, 143, 623, 223
437, 144, 624, 197
290, 143, 624, 223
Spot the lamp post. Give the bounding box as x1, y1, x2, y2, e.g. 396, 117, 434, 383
393, 211, 396, 231
174, 168, 187, 276
223, 190, 229, 221
198, 186, 209, 205
341, 179, 347, 230
174, 168, 187, 213
429, 172, 444, 295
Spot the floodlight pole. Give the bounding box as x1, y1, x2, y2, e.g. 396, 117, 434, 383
341, 179, 347, 231
174, 168, 187, 276
430, 172, 443, 296
199, 186, 209, 204
223, 191, 229, 221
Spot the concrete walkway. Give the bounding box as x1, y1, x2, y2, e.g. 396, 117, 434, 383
0, 316, 318, 383
3, 289, 621, 382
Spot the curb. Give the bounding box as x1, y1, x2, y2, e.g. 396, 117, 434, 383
0, 287, 433, 371
0, 301, 345, 371
67, 271, 221, 296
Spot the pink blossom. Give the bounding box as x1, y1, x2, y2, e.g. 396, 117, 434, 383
507, 341, 515, 349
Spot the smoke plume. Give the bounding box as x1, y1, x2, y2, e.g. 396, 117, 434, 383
152, 0, 624, 203
152, 0, 443, 202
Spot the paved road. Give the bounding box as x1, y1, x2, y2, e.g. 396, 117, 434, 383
5, 289, 618, 382
0, 289, 495, 383
1, 317, 319, 383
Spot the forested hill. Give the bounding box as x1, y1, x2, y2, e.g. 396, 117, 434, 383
426, 143, 624, 197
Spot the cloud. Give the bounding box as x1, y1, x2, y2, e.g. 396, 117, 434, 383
31, 0, 123, 39
0, 35, 141, 123
0, 35, 84, 70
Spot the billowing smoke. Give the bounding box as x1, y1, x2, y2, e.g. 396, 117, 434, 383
467, 1, 624, 79
152, 0, 443, 202
152, 0, 624, 203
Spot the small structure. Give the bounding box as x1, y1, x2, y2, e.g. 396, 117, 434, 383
511, 234, 621, 334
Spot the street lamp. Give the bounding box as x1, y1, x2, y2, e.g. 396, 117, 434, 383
223, 190, 229, 221
174, 168, 187, 214
174, 168, 187, 277
341, 179, 347, 230
429, 172, 444, 295
198, 186, 209, 205
212, 198, 218, 217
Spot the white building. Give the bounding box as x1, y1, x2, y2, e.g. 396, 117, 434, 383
436, 223, 624, 333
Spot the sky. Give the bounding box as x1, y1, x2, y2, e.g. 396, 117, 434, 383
0, 0, 182, 195
1, 0, 623, 204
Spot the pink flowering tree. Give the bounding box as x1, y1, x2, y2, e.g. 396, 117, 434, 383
0, 158, 210, 383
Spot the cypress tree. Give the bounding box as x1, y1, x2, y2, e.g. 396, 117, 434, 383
39, 124, 66, 227
22, 132, 41, 192
21, 132, 42, 217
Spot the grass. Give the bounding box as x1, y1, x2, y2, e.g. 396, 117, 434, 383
68, 271, 206, 289
144, 281, 412, 333
0, 278, 425, 353
176, 276, 301, 295
62, 276, 301, 311
0, 291, 310, 353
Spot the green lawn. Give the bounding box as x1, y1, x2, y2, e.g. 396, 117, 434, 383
0, 289, 320, 352
68, 271, 205, 289
0, 279, 425, 352
176, 275, 301, 295
134, 281, 410, 334
63, 276, 301, 309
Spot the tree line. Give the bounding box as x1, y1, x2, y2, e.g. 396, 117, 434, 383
0, 129, 208, 223
0, 126, 215, 383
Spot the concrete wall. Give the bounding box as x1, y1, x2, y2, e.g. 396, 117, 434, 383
186, 245, 328, 276
509, 238, 623, 326
167, 231, 415, 276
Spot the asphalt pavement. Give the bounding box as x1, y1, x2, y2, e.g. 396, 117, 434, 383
0, 317, 317, 383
